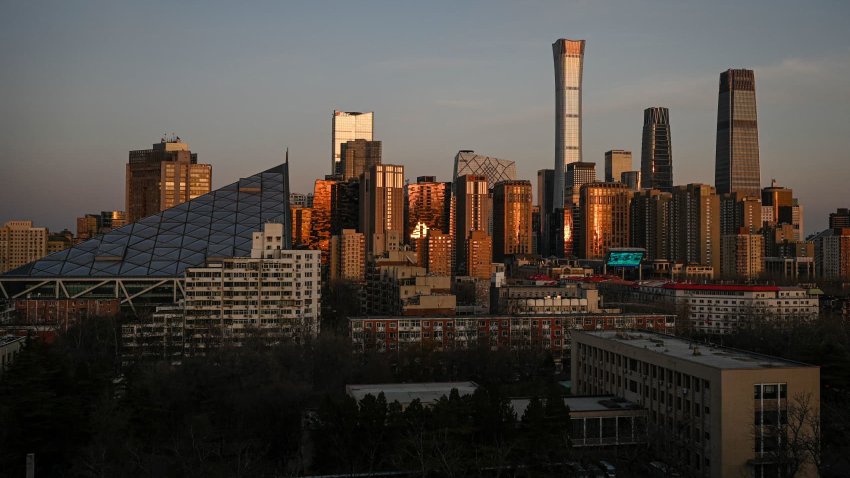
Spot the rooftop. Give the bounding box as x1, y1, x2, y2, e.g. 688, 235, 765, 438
580, 330, 814, 370
346, 382, 478, 406
511, 395, 643, 417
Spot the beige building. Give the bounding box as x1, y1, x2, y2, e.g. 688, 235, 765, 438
722, 229, 764, 279
360, 164, 405, 256
604, 149, 632, 183
126, 138, 211, 222
0, 220, 47, 273
330, 229, 365, 282
332, 110, 373, 175
573, 330, 820, 478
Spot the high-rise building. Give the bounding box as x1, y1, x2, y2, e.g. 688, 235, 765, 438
537, 169, 556, 255
630, 189, 672, 262
721, 228, 764, 279
330, 180, 360, 237
289, 192, 309, 208
406, 177, 451, 245
829, 208, 850, 229
339, 139, 382, 181
360, 164, 405, 256
466, 230, 492, 280
290, 206, 312, 247
720, 193, 762, 236
425, 231, 453, 277
332, 110, 373, 175
672, 184, 721, 277
552, 38, 585, 212
604, 150, 632, 183
126, 137, 212, 222
100, 211, 127, 232
761, 180, 803, 240
76, 214, 100, 242
310, 178, 336, 266
640, 107, 673, 192
330, 229, 365, 282
454, 175, 489, 275
566, 162, 596, 190
577, 182, 631, 260
492, 180, 533, 262
813, 227, 850, 280
0, 220, 48, 273
47, 230, 74, 255
715, 69, 761, 198
620, 171, 641, 191
452, 151, 516, 192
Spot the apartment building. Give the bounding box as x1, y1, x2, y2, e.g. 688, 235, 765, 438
572, 330, 820, 478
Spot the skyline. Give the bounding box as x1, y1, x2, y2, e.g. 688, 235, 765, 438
2, 1, 849, 234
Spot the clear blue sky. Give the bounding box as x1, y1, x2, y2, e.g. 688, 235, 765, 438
1, 0, 848, 233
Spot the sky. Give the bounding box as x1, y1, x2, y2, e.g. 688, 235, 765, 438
1, 0, 848, 234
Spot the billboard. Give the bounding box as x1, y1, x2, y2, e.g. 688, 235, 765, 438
606, 250, 645, 268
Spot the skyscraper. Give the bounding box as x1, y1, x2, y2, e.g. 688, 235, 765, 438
715, 69, 761, 198
454, 175, 489, 276
537, 169, 555, 256
406, 176, 451, 244
330, 229, 365, 282
452, 150, 516, 192
492, 180, 533, 262
577, 183, 631, 259
672, 183, 721, 277
552, 38, 585, 212
630, 189, 672, 262
360, 164, 405, 256
126, 137, 212, 222
640, 107, 672, 192
604, 150, 632, 183
332, 110, 373, 175
339, 139, 382, 181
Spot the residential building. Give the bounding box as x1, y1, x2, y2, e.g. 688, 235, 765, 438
290, 206, 312, 247
829, 208, 850, 229
812, 228, 850, 280
552, 38, 586, 212
578, 182, 631, 260
640, 107, 673, 192
332, 110, 373, 175
630, 189, 672, 262
310, 178, 336, 266
0, 220, 47, 273
0, 335, 26, 377
339, 139, 381, 181
572, 330, 820, 478
466, 230, 493, 280
121, 305, 184, 363
605, 149, 632, 183
454, 175, 490, 275
360, 164, 405, 256
492, 180, 533, 262
47, 230, 74, 254
424, 231, 452, 276
126, 137, 211, 222
329, 229, 365, 282
671, 184, 720, 277
721, 228, 764, 279
366, 250, 455, 316
715, 69, 761, 198
490, 282, 601, 315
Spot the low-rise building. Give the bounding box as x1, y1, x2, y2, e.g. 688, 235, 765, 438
0, 335, 26, 377
572, 330, 820, 478
490, 281, 602, 315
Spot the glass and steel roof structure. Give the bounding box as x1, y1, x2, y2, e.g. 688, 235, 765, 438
1, 163, 291, 309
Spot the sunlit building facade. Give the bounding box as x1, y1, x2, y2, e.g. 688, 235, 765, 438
0, 221, 48, 274
332, 110, 373, 175
578, 182, 631, 259
126, 138, 211, 222
360, 164, 405, 256
406, 176, 451, 246
552, 38, 585, 212
630, 189, 672, 262
339, 139, 382, 181
425, 231, 453, 277
310, 178, 336, 266
604, 150, 632, 183
641, 107, 673, 192
721, 229, 764, 279
492, 180, 533, 262
672, 183, 721, 277
715, 69, 761, 198
454, 175, 490, 276
466, 230, 492, 280
290, 205, 312, 247
330, 229, 365, 282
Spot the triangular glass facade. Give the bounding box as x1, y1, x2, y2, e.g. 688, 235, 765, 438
5, 163, 291, 278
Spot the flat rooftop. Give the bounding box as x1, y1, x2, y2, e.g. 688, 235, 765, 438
346, 382, 478, 405
580, 330, 813, 370
511, 395, 642, 418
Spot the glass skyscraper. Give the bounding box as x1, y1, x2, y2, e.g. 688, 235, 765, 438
332, 110, 373, 176
640, 107, 673, 192
552, 38, 585, 212
715, 69, 761, 198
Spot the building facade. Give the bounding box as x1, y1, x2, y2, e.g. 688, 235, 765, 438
672, 184, 721, 277
492, 180, 533, 262
360, 164, 405, 256
578, 182, 631, 260
715, 69, 761, 198
454, 175, 490, 276
330, 229, 365, 282
0, 221, 47, 273
630, 189, 672, 262
721, 229, 764, 279
572, 330, 820, 478
640, 107, 673, 192
466, 230, 492, 280
332, 110, 373, 175
552, 38, 586, 212
339, 139, 382, 181
406, 177, 451, 245
604, 149, 632, 183
126, 138, 211, 222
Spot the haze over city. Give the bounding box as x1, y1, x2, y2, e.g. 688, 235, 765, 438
2, 0, 848, 233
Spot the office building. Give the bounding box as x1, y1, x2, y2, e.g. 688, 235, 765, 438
126, 137, 212, 222
630, 189, 672, 262
76, 214, 100, 242
721, 228, 764, 279
640, 107, 673, 192
578, 182, 631, 260
566, 161, 596, 190
715, 69, 761, 198
492, 180, 533, 262
332, 110, 373, 175
290, 206, 312, 247
621, 171, 641, 191
329, 229, 365, 282
360, 164, 405, 256
671, 184, 720, 277
47, 230, 74, 254
537, 169, 556, 255
466, 230, 492, 280
572, 330, 820, 478
339, 139, 382, 181
829, 208, 850, 229
0, 221, 47, 274
552, 38, 586, 212
406, 177, 451, 245
762, 180, 803, 240
2, 163, 292, 310
330, 179, 360, 236
604, 150, 632, 183
310, 178, 336, 265
424, 231, 452, 276
454, 175, 490, 275
720, 193, 762, 236
452, 150, 516, 193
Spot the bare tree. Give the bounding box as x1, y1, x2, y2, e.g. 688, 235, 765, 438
757, 392, 821, 478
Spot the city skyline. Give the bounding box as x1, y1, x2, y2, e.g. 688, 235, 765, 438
2, 1, 849, 234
